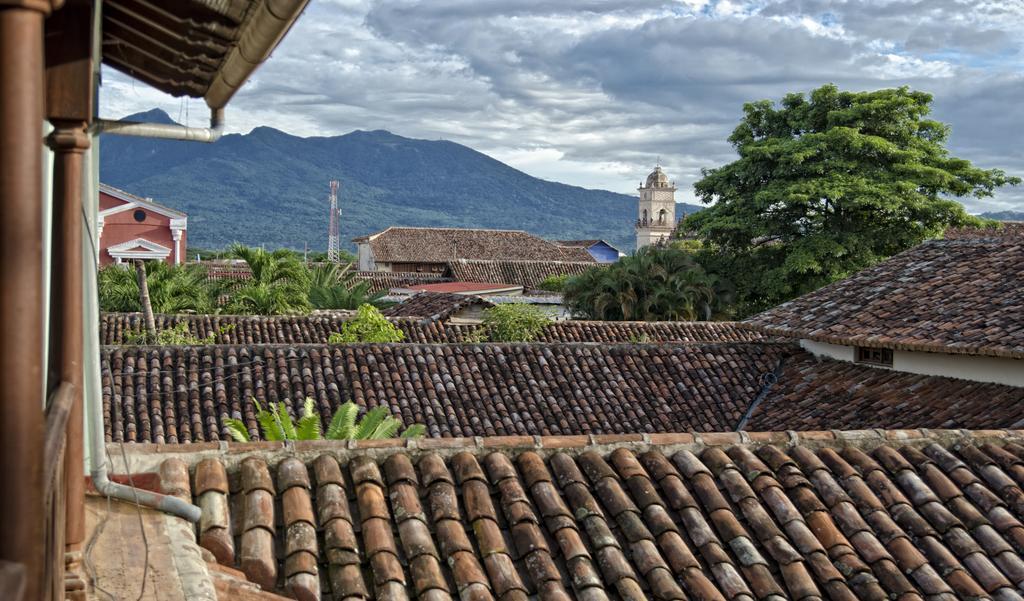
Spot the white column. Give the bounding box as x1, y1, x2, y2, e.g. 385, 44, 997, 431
172, 228, 183, 265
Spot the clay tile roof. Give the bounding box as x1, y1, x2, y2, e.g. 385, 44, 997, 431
745, 235, 1024, 358
361, 227, 595, 263
99, 313, 770, 345
382, 292, 494, 321
352, 271, 453, 293
748, 352, 1024, 431
127, 429, 1024, 601
99, 341, 1024, 445
446, 259, 599, 289
944, 222, 1024, 240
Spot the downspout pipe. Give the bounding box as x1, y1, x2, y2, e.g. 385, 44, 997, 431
83, 110, 202, 522
92, 106, 224, 142
87, 395, 201, 522
735, 356, 787, 432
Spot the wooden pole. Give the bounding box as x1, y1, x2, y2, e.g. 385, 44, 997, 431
135, 259, 157, 341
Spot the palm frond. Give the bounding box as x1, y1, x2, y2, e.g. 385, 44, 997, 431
224, 418, 252, 442
400, 424, 426, 439
254, 401, 285, 441
294, 398, 321, 440
326, 402, 359, 439
296, 414, 321, 440
275, 402, 297, 440
369, 416, 402, 440
353, 406, 389, 439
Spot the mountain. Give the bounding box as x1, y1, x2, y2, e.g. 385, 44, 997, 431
100, 109, 703, 252
981, 210, 1024, 221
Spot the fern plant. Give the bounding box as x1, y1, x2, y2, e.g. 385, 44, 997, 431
224, 398, 424, 441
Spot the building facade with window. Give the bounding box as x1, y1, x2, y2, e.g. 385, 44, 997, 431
98, 183, 187, 266
744, 226, 1024, 387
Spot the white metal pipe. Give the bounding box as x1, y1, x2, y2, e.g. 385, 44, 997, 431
85, 1, 201, 520
93, 107, 224, 142
87, 386, 201, 522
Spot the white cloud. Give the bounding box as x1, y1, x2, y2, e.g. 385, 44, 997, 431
99, 0, 1024, 212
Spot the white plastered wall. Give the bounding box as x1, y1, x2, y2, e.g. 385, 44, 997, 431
800, 339, 1024, 387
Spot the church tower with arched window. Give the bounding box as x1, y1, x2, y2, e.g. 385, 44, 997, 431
635, 165, 676, 249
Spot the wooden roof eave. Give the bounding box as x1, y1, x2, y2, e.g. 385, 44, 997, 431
100, 0, 309, 108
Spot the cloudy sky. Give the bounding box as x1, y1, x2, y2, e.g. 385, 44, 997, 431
100, 0, 1024, 213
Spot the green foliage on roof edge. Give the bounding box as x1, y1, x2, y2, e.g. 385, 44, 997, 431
328, 304, 405, 343
224, 398, 425, 441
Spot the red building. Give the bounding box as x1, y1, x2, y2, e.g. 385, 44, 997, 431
98, 183, 187, 266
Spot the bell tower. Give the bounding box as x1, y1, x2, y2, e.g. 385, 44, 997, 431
636, 165, 676, 249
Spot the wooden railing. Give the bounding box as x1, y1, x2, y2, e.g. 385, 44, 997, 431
43, 383, 74, 601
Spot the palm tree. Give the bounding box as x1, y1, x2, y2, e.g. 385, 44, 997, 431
308, 262, 387, 310
224, 399, 425, 441
220, 243, 312, 315
564, 246, 727, 321
98, 261, 214, 314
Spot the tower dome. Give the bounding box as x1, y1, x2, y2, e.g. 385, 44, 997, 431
645, 165, 670, 188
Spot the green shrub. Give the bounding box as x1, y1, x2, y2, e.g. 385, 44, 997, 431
328, 304, 405, 343
479, 303, 552, 342
536, 274, 569, 293
125, 322, 236, 345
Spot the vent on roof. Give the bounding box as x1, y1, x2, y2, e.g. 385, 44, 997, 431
856, 346, 893, 367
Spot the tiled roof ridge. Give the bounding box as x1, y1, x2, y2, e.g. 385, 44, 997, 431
112, 428, 1024, 466
377, 225, 533, 234
935, 237, 1023, 245
745, 323, 1024, 359
99, 339, 800, 352
449, 258, 597, 264
102, 311, 753, 327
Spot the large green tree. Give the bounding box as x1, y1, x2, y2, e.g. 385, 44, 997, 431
687, 84, 1019, 315
564, 246, 730, 321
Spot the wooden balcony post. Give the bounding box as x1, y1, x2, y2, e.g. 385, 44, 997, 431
0, 3, 49, 600
46, 121, 89, 550
44, 0, 94, 577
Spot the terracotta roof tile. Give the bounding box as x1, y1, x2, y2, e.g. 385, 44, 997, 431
382, 292, 494, 321
100, 312, 770, 345
446, 259, 597, 289
101, 342, 790, 443
354, 271, 453, 293
100, 339, 1024, 445
238, 457, 277, 591
944, 222, 1024, 240
746, 352, 1024, 431
362, 227, 594, 264
745, 236, 1024, 358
